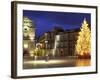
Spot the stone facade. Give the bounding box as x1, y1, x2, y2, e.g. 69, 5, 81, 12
39, 27, 80, 57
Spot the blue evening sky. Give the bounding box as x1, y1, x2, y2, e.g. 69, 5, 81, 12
23, 10, 91, 37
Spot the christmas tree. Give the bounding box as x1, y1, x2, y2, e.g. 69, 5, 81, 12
75, 18, 91, 58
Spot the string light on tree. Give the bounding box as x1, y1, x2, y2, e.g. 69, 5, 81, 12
75, 18, 91, 58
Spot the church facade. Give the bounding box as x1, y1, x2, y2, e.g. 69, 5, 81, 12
23, 17, 36, 56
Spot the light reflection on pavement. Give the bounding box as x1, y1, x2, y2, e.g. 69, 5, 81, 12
23, 58, 91, 69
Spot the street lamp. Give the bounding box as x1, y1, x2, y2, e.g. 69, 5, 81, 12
45, 40, 49, 61
44, 33, 49, 61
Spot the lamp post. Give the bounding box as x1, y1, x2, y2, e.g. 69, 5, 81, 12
45, 33, 49, 61
45, 40, 49, 61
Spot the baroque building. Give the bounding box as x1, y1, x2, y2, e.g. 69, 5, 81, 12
23, 17, 35, 56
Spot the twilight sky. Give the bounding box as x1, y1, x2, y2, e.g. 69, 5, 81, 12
23, 10, 91, 37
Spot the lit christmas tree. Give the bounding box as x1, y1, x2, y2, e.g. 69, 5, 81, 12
75, 18, 91, 58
